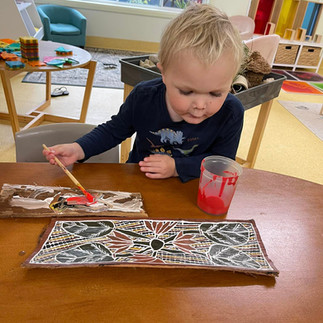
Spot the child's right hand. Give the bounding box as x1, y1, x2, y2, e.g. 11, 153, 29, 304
43, 143, 85, 166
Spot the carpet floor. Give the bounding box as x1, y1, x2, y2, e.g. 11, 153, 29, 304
278, 100, 323, 140
22, 48, 148, 89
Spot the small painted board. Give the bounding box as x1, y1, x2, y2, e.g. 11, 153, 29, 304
0, 184, 147, 218
23, 218, 279, 277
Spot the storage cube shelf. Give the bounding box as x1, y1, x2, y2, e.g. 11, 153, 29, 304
297, 45, 321, 65
272, 39, 323, 72
275, 43, 300, 64
249, 0, 323, 71
249, 0, 321, 39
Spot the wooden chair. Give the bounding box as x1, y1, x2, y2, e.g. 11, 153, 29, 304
15, 123, 119, 163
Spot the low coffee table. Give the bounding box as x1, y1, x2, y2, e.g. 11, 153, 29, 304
0, 40, 97, 135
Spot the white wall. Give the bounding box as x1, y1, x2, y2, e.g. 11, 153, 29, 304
210, 0, 250, 16
76, 8, 172, 41
35, 0, 322, 46
35, 0, 251, 43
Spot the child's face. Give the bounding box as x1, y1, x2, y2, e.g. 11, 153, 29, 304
158, 50, 237, 124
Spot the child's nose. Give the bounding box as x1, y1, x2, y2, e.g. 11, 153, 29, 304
193, 99, 207, 110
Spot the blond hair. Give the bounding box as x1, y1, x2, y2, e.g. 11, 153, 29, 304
158, 3, 244, 76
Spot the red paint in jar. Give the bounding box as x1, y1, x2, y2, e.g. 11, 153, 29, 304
197, 187, 228, 215
197, 156, 242, 216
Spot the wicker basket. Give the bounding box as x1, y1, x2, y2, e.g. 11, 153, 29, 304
274, 44, 299, 64
297, 46, 321, 66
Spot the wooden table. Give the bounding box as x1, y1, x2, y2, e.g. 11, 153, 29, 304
0, 41, 97, 135
0, 163, 322, 322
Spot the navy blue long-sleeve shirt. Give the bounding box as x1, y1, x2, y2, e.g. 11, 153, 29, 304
76, 78, 244, 182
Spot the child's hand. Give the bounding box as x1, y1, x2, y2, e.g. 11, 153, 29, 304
139, 154, 178, 179
43, 143, 85, 166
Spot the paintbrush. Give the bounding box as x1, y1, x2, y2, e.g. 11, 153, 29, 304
42, 144, 95, 203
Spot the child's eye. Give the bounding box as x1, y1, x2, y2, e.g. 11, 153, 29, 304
179, 89, 192, 95
210, 92, 222, 97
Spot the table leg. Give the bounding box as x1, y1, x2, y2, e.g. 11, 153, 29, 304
120, 84, 134, 163
0, 69, 20, 135
21, 113, 46, 131
25, 61, 96, 125
0, 52, 97, 135
80, 60, 97, 123
27, 71, 51, 114
245, 100, 273, 168
46, 71, 51, 101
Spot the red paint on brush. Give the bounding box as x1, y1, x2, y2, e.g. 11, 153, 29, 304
78, 185, 95, 202
84, 191, 95, 203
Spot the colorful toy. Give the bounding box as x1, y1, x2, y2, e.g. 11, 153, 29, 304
19, 36, 39, 61
28, 60, 46, 67
6, 42, 20, 51
55, 46, 73, 56
0, 52, 18, 61
5, 61, 25, 70
44, 56, 79, 68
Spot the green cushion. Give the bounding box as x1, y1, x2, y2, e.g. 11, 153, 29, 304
50, 23, 80, 35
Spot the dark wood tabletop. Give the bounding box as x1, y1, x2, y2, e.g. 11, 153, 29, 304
0, 163, 322, 322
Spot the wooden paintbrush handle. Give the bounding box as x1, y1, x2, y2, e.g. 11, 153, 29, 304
43, 144, 94, 202
42, 144, 85, 190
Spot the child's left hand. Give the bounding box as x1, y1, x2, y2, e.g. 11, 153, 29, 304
139, 154, 178, 179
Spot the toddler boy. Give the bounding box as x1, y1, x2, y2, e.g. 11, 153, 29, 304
44, 4, 245, 182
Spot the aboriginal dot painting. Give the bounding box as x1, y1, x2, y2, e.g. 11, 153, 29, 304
24, 218, 279, 276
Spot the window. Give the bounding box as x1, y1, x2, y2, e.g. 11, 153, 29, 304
94, 0, 203, 10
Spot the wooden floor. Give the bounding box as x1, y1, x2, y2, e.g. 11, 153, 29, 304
0, 70, 322, 185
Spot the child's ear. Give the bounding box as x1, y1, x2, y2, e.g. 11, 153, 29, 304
157, 62, 163, 74
157, 62, 166, 83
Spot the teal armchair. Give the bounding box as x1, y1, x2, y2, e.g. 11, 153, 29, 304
37, 4, 87, 48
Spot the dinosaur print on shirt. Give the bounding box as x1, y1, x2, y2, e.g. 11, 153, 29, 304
150, 128, 185, 145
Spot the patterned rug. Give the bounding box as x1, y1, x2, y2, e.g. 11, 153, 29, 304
22, 48, 148, 89
281, 80, 323, 94
272, 69, 323, 94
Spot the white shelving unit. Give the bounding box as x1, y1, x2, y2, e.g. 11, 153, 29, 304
0, 0, 43, 40
273, 39, 323, 72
